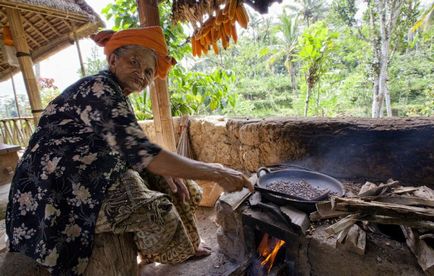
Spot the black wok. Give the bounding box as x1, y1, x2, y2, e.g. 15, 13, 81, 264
255, 166, 345, 212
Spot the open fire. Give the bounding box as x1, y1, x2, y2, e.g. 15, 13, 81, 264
257, 233, 286, 273
248, 233, 285, 276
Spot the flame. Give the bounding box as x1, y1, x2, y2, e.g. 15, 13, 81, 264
257, 233, 286, 273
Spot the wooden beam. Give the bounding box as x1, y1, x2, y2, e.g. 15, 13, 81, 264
62, 19, 73, 31
136, 0, 177, 151
6, 8, 43, 124
36, 14, 61, 36
22, 14, 49, 42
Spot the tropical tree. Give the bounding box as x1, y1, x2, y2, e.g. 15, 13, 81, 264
285, 0, 327, 27
367, 0, 405, 118
296, 21, 337, 116
267, 11, 300, 92
411, 2, 434, 32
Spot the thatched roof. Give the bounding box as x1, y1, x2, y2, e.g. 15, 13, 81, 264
0, 0, 104, 81
172, 0, 282, 25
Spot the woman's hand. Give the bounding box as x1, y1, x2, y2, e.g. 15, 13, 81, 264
147, 150, 254, 193
164, 176, 190, 203
209, 163, 254, 193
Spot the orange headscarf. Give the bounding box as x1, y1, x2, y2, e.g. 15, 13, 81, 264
91, 27, 176, 79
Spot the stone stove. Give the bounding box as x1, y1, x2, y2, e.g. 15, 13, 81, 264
215, 179, 426, 276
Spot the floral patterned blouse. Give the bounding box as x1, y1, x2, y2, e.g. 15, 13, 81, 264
6, 70, 161, 275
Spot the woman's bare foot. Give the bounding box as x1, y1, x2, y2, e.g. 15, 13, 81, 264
194, 242, 212, 257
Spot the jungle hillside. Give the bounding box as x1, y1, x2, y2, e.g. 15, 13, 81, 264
1, 0, 433, 119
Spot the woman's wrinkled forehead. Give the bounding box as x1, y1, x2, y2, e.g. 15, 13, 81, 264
113, 45, 157, 67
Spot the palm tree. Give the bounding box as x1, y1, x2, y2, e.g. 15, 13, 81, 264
266, 11, 300, 93
284, 0, 327, 27
279, 12, 299, 92
265, 12, 299, 93
410, 2, 434, 32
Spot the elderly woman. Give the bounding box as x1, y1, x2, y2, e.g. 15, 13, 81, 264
6, 26, 252, 275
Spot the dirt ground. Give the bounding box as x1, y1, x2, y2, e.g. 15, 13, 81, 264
139, 207, 241, 276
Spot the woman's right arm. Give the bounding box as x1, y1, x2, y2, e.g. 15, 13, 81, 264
77, 75, 251, 193
147, 149, 253, 193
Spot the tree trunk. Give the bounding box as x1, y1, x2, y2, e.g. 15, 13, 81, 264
369, 1, 382, 118
384, 89, 392, 116
290, 62, 297, 93
378, 0, 391, 117
304, 85, 311, 117
372, 74, 380, 117
371, 0, 403, 118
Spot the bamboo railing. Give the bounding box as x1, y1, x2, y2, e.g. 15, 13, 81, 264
0, 117, 34, 147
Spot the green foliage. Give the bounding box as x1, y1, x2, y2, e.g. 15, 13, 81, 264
102, 0, 190, 61
296, 21, 338, 115
392, 1, 422, 54
85, 46, 107, 75
102, 0, 139, 30
331, 0, 357, 27
169, 66, 236, 115
101, 0, 234, 118
389, 49, 434, 116
97, 0, 432, 120
297, 21, 338, 86
128, 91, 153, 120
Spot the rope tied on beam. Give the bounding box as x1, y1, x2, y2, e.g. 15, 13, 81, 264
16, 51, 31, 57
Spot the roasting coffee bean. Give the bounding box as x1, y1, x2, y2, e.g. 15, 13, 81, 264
267, 179, 328, 200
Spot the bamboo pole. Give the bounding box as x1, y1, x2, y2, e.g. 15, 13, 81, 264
136, 0, 177, 152
10, 73, 21, 118
6, 8, 42, 125
73, 27, 86, 77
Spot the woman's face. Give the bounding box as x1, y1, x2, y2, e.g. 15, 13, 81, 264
109, 46, 156, 95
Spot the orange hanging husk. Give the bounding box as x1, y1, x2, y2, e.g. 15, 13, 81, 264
213, 27, 221, 41
191, 36, 197, 56
212, 41, 219, 54
215, 10, 225, 25
230, 23, 238, 43
223, 0, 230, 15
236, 4, 249, 29
205, 31, 212, 44
221, 33, 229, 49
229, 0, 238, 20
199, 35, 207, 46
195, 38, 203, 57
224, 20, 231, 38
202, 44, 209, 55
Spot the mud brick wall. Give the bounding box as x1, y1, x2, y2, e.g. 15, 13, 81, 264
139, 116, 434, 186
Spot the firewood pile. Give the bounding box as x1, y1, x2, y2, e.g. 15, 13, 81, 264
310, 180, 434, 275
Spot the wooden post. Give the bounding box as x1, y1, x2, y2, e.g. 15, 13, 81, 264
136, 0, 177, 152
10, 74, 21, 118
73, 28, 86, 77
6, 8, 43, 125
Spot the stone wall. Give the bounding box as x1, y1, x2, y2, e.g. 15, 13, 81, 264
139, 116, 434, 186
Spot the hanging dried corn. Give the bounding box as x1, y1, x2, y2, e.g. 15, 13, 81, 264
190, 0, 250, 57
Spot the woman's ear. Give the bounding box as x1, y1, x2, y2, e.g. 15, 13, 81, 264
108, 54, 117, 69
